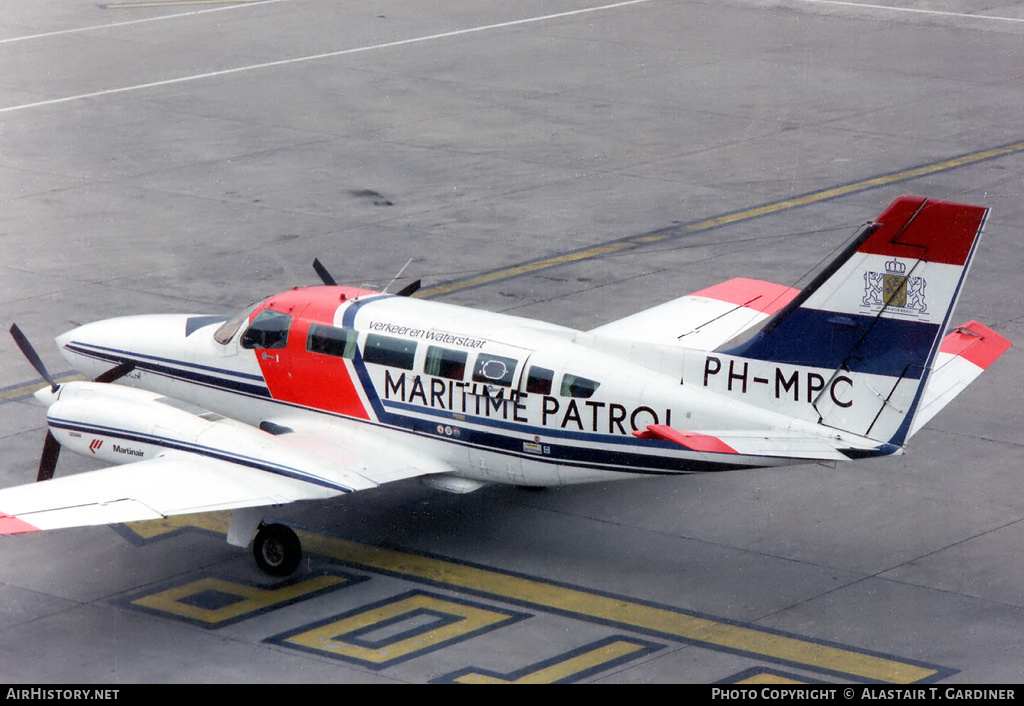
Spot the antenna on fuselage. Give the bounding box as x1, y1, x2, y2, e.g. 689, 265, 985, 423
313, 257, 420, 296
383, 259, 421, 297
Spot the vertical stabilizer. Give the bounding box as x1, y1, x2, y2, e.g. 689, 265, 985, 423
723, 196, 988, 445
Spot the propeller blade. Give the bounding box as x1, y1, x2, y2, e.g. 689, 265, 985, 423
395, 279, 421, 297
10, 324, 58, 392
93, 361, 136, 384
312, 258, 337, 286
37, 431, 61, 482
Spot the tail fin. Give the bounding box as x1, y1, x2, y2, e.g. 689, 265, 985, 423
723, 196, 990, 446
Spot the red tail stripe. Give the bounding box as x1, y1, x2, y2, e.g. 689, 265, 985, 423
858, 196, 987, 266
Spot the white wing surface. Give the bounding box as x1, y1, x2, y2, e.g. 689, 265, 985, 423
0, 453, 347, 533
0, 382, 453, 535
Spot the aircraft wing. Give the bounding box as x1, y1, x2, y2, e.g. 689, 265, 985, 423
0, 382, 454, 535
0, 453, 350, 534
255, 416, 455, 486
589, 277, 800, 350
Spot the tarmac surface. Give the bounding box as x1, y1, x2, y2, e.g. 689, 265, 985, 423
1, 0, 1022, 684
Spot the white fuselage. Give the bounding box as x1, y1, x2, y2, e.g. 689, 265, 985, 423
56, 286, 816, 488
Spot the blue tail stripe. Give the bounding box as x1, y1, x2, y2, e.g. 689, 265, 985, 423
725, 308, 940, 378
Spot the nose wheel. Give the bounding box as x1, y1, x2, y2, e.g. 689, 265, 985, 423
253, 523, 302, 576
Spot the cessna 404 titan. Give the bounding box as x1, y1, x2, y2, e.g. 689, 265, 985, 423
0, 196, 1011, 576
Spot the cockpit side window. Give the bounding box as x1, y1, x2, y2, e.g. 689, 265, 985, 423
239, 309, 292, 350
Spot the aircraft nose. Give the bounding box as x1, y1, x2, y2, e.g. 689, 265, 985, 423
57, 314, 199, 379
57, 318, 132, 379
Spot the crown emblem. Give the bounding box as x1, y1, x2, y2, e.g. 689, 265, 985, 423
885, 259, 907, 274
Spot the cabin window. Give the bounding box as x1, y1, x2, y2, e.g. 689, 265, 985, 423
561, 373, 600, 399
424, 346, 468, 380
239, 309, 292, 350
363, 334, 416, 370
472, 353, 517, 387
526, 366, 554, 395
308, 324, 358, 359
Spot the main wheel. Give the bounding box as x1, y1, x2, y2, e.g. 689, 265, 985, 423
253, 523, 302, 577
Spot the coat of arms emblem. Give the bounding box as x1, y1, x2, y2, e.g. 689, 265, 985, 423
862, 259, 927, 314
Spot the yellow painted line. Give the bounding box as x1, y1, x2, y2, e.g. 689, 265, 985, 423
737, 671, 808, 684
126, 511, 230, 538
296, 530, 937, 683
282, 593, 515, 664
132, 574, 348, 624
0, 374, 84, 403
455, 639, 650, 684
415, 140, 1024, 299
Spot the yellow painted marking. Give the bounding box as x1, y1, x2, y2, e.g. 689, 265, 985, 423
297, 530, 937, 683
132, 574, 347, 624
455, 639, 650, 684
736, 671, 807, 684
283, 593, 512, 665
126, 512, 230, 538
0, 374, 84, 403
415, 140, 1024, 299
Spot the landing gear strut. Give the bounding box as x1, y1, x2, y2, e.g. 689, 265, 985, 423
252, 523, 301, 576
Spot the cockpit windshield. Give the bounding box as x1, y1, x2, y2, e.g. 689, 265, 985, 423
214, 298, 267, 344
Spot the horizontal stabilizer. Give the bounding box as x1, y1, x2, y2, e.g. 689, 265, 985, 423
590, 278, 800, 350
633, 424, 897, 462
908, 321, 1012, 438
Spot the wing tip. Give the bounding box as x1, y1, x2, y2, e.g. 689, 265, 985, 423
692, 278, 800, 315
0, 512, 40, 534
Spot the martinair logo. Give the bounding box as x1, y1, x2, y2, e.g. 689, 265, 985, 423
89, 439, 103, 454
862, 259, 927, 315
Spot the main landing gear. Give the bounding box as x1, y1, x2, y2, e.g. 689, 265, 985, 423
252, 523, 302, 577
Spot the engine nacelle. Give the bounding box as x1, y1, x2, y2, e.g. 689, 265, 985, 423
41, 382, 376, 495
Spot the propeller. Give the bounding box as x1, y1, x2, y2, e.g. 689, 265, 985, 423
10, 324, 58, 392
315, 258, 420, 296
9, 324, 137, 482
312, 258, 337, 286
394, 279, 421, 297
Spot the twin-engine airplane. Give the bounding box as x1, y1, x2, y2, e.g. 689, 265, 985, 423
0, 196, 1011, 576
